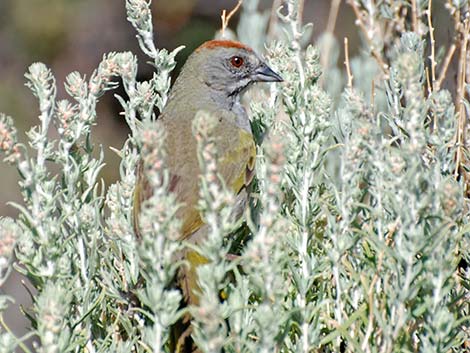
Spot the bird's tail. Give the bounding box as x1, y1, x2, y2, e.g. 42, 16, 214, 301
170, 249, 209, 353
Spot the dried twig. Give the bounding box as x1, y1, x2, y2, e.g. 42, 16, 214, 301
320, 0, 342, 87
370, 79, 375, 113
221, 0, 243, 37
344, 37, 353, 88
425, 67, 432, 97
410, 0, 418, 33
435, 43, 456, 91
297, 0, 305, 25
326, 0, 342, 34
347, 0, 389, 75
427, 0, 436, 90
454, 18, 470, 179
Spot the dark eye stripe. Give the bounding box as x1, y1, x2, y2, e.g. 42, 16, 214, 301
230, 56, 244, 68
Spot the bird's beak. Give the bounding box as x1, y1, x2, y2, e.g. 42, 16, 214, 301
252, 63, 283, 82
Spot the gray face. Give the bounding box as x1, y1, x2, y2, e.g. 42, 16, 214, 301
199, 47, 283, 98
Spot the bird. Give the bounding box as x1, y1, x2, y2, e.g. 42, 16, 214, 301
133, 39, 282, 352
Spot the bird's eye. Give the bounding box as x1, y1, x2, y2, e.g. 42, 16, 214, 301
230, 56, 244, 68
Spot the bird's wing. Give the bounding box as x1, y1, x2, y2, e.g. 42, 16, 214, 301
133, 160, 144, 237
218, 125, 256, 193
164, 110, 256, 239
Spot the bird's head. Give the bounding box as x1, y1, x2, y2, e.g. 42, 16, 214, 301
185, 40, 283, 98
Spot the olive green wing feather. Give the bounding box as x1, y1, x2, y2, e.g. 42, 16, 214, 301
163, 110, 256, 240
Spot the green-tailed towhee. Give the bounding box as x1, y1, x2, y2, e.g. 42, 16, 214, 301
133, 39, 282, 353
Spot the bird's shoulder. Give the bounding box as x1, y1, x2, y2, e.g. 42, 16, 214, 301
157, 108, 256, 238
161, 107, 255, 184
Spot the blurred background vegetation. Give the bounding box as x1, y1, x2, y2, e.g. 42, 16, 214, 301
0, 0, 457, 348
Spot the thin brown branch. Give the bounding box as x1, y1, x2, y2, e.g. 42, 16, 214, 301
435, 43, 456, 91
297, 0, 305, 25
427, 0, 437, 90
319, 0, 342, 87
425, 67, 432, 97
344, 37, 353, 88
371, 79, 375, 113
347, 0, 389, 75
221, 0, 243, 37
411, 0, 418, 32
454, 18, 470, 179
326, 0, 342, 34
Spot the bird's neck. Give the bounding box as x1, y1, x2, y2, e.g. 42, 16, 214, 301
164, 73, 252, 133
